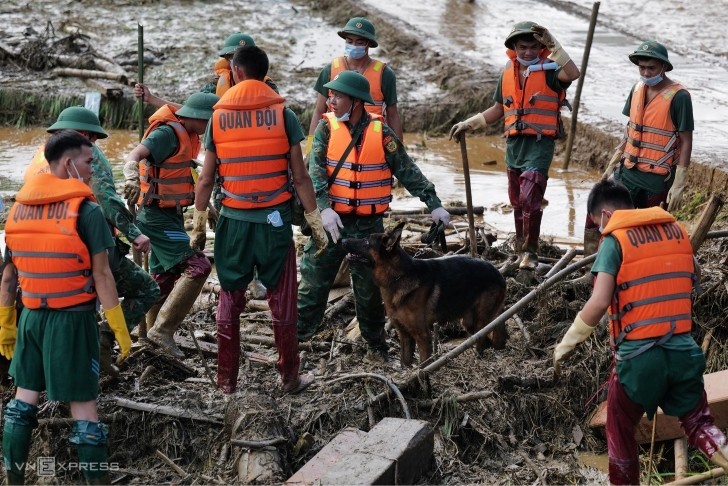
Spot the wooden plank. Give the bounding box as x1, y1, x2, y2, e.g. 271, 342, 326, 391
589, 369, 728, 444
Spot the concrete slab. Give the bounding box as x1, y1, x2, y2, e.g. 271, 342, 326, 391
285, 428, 367, 485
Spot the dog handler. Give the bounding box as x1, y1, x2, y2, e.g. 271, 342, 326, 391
1, 131, 132, 484
297, 71, 450, 361
450, 21, 580, 270
554, 179, 728, 484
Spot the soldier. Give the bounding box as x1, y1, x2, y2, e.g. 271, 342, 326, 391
24, 106, 159, 375
123, 93, 218, 358
1, 130, 131, 484
298, 71, 450, 361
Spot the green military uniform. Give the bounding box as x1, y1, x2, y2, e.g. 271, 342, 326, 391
493, 70, 570, 174
89, 145, 159, 328
7, 201, 113, 401
136, 125, 196, 274
298, 113, 442, 351
615, 88, 694, 206
203, 107, 303, 289
592, 236, 703, 417
313, 63, 398, 111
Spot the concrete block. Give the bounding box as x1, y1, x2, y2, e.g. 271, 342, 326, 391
285, 427, 366, 485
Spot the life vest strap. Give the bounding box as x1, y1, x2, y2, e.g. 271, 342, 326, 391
628, 121, 676, 137
144, 192, 195, 202
326, 160, 390, 172
619, 271, 695, 290
612, 312, 692, 346
615, 321, 676, 361
23, 276, 95, 308
17, 269, 91, 279
218, 153, 289, 164
221, 170, 289, 182
221, 183, 290, 204
329, 195, 393, 207
504, 108, 559, 118
10, 250, 82, 261
613, 292, 693, 320
332, 177, 393, 189
145, 176, 195, 185
156, 160, 196, 169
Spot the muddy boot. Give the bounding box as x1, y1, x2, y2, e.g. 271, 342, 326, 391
513, 208, 525, 255
3, 399, 38, 485
520, 211, 542, 270
147, 274, 206, 359
144, 302, 163, 336
98, 322, 120, 379
70, 421, 109, 485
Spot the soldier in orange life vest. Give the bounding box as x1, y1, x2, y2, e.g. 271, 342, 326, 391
583, 41, 694, 268
450, 21, 580, 270
123, 92, 219, 358
554, 179, 728, 485
194, 45, 328, 395
297, 71, 450, 361
1, 130, 131, 484
305, 17, 403, 158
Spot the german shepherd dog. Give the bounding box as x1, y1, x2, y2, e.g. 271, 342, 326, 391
342, 221, 508, 366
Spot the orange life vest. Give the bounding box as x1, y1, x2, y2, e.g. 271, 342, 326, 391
23, 146, 50, 182
602, 207, 695, 358
501, 49, 566, 140
214, 58, 234, 97
325, 113, 392, 216
6, 173, 97, 310
212, 79, 292, 209
330, 56, 386, 116
622, 82, 686, 175
138, 105, 198, 210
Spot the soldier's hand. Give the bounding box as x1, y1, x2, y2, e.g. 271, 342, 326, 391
304, 208, 329, 257
132, 234, 151, 254
666, 166, 688, 213
123, 159, 141, 206
449, 113, 486, 141
531, 24, 571, 67
134, 83, 151, 102
190, 209, 208, 251
0, 305, 17, 360
103, 303, 131, 364
321, 208, 344, 244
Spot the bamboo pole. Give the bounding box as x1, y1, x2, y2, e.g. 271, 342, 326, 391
562, 2, 600, 170
458, 134, 478, 256
664, 467, 725, 485
673, 437, 688, 480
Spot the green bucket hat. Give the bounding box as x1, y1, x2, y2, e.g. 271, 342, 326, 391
219, 33, 256, 57
504, 20, 538, 49
323, 71, 374, 104
47, 106, 108, 139
628, 40, 673, 71
337, 17, 378, 48
176, 93, 220, 120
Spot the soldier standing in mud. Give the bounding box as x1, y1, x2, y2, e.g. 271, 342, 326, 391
23, 106, 159, 376
554, 179, 728, 485
305, 16, 403, 159
297, 71, 450, 362
123, 93, 218, 359
450, 21, 580, 270
1, 130, 131, 485
194, 45, 329, 394
593, 40, 693, 230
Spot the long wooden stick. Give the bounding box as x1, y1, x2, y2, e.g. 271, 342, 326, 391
690, 194, 724, 252
112, 396, 223, 424
458, 134, 478, 257
325, 373, 411, 419
664, 467, 726, 485
155, 449, 188, 478
563, 1, 600, 170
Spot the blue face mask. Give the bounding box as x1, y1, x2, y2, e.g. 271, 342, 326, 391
640, 73, 663, 86
335, 99, 354, 122
345, 44, 367, 60
516, 56, 539, 66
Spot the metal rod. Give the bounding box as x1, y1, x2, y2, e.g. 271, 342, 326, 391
562, 1, 600, 170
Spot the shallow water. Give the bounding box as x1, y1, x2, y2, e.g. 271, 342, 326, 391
0, 127, 597, 244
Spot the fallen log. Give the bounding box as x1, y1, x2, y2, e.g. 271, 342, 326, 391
387, 206, 484, 216
111, 396, 223, 424
324, 291, 354, 320
690, 194, 724, 252
241, 334, 330, 352
231, 437, 288, 449
83, 78, 123, 98
52, 67, 128, 84
415, 390, 494, 408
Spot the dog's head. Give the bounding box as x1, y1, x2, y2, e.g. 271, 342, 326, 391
341, 220, 406, 266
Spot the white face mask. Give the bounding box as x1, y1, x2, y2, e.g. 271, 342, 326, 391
336, 99, 354, 122
516, 56, 539, 66
598, 210, 611, 233
67, 159, 84, 181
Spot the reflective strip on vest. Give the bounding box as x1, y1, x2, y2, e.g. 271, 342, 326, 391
330, 57, 386, 116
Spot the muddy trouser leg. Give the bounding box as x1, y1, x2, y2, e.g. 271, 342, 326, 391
297, 239, 345, 340
216, 288, 246, 394
606, 371, 643, 485
147, 270, 181, 329
70, 420, 109, 484
350, 258, 387, 354
3, 399, 38, 485
520, 170, 548, 255
507, 168, 524, 251
114, 257, 160, 332
268, 243, 302, 387
679, 391, 728, 459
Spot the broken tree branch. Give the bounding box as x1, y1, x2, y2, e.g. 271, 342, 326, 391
324, 373, 411, 419
52, 67, 128, 84
231, 437, 288, 449
112, 397, 223, 424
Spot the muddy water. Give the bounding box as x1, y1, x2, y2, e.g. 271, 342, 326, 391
0, 128, 596, 243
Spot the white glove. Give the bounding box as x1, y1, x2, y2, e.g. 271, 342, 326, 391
531, 24, 571, 67
449, 113, 486, 141
602, 149, 623, 181
431, 207, 451, 227
321, 208, 344, 244
553, 312, 595, 375
666, 166, 688, 213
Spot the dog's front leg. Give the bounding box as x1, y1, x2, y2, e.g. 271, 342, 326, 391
393, 320, 416, 367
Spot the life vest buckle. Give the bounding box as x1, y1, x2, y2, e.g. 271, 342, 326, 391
624, 303, 633, 312
350, 163, 363, 172
620, 282, 630, 290
349, 181, 362, 189
515, 122, 525, 131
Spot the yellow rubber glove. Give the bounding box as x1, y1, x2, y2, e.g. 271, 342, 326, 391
304, 135, 314, 158
0, 305, 17, 360
190, 209, 208, 251
104, 303, 131, 364
304, 208, 329, 257
449, 113, 486, 141
553, 312, 594, 375
666, 166, 688, 213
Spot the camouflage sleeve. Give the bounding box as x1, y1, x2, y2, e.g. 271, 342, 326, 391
310, 119, 331, 210
382, 125, 442, 211
90, 147, 142, 242
199, 81, 217, 94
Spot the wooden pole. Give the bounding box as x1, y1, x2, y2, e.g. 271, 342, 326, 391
458, 134, 478, 257
137, 22, 145, 141
562, 1, 600, 170
664, 467, 725, 485
689, 194, 724, 252
673, 437, 688, 480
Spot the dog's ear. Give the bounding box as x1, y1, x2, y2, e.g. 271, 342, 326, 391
384, 224, 404, 252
